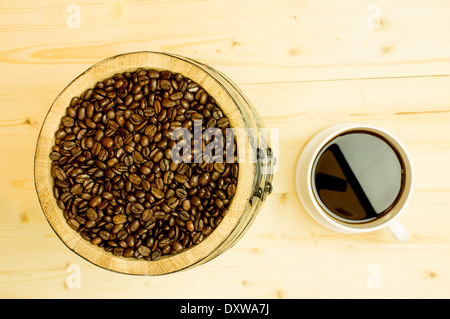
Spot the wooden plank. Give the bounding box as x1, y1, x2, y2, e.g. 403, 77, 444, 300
1, 0, 450, 84
1, 0, 450, 299
1, 72, 450, 297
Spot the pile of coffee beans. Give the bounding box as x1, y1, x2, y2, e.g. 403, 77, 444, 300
49, 68, 238, 261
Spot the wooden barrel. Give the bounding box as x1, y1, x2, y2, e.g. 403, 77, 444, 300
34, 51, 274, 275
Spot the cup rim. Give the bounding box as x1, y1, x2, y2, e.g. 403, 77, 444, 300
296, 123, 414, 233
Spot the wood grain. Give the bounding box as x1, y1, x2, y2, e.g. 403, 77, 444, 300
1, 0, 450, 298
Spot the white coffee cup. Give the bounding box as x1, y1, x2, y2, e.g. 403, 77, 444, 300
295, 123, 413, 242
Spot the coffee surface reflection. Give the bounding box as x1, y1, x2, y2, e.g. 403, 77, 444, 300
312, 131, 405, 224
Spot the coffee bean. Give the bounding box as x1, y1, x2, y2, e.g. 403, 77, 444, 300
123, 248, 134, 257
126, 235, 135, 247
151, 250, 162, 261
201, 225, 213, 236
193, 232, 204, 244
91, 237, 102, 245
54, 167, 66, 181
67, 218, 79, 231
137, 245, 151, 257
61, 116, 74, 127
99, 230, 110, 241
170, 92, 184, 100
132, 150, 144, 164
86, 207, 98, 220
70, 184, 83, 196
189, 175, 198, 187
149, 187, 164, 199
140, 165, 151, 175
102, 191, 113, 200
216, 190, 227, 200
216, 117, 229, 128
191, 196, 201, 207
174, 173, 188, 184
214, 162, 226, 173
175, 188, 187, 199
179, 210, 190, 221
129, 219, 140, 232
131, 202, 144, 214
172, 241, 183, 252
154, 211, 166, 219
182, 199, 191, 211
113, 214, 127, 224
187, 82, 199, 93
129, 174, 142, 185
161, 98, 176, 108
50, 68, 238, 261
142, 209, 153, 221
151, 150, 163, 162
89, 196, 102, 208
142, 179, 150, 191
101, 137, 114, 148
83, 179, 94, 190
227, 184, 237, 196
198, 172, 210, 186
167, 197, 179, 209
185, 220, 194, 232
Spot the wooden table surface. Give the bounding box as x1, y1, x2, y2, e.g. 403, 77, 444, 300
1, 0, 450, 299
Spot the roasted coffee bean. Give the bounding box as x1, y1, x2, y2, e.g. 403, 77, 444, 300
179, 210, 190, 221
137, 245, 151, 257
67, 218, 79, 231
123, 248, 134, 257
151, 250, 162, 261
214, 162, 226, 173
193, 232, 204, 245
227, 184, 237, 196
175, 188, 187, 199
129, 219, 140, 233
151, 187, 165, 199
129, 174, 142, 185
198, 172, 210, 186
70, 184, 83, 196
174, 173, 188, 184
182, 199, 191, 211
86, 207, 98, 220
201, 225, 213, 236
189, 175, 199, 187
167, 197, 179, 209
61, 116, 75, 127
89, 196, 102, 208
101, 137, 114, 148
91, 237, 102, 245
99, 230, 110, 241
142, 209, 153, 221
131, 202, 144, 214
154, 211, 166, 219
50, 68, 238, 261
113, 214, 127, 224
185, 220, 194, 232
126, 235, 135, 247
172, 241, 183, 252
54, 167, 66, 181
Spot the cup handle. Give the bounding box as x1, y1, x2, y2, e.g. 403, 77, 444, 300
387, 219, 409, 242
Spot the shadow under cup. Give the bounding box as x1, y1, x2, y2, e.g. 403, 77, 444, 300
296, 124, 413, 240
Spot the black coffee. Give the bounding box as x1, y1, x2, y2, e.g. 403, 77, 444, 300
312, 131, 405, 224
